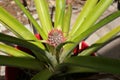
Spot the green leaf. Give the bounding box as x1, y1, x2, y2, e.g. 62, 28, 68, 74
69, 0, 98, 38
63, 3, 72, 37
79, 25, 120, 56
32, 69, 52, 80
0, 7, 35, 40
34, 0, 52, 35
54, 0, 66, 30
0, 55, 42, 70
0, 33, 50, 64
56, 41, 73, 52
0, 43, 34, 58
65, 56, 120, 74
0, 7, 45, 49
60, 10, 120, 63
69, 0, 113, 40
14, 0, 47, 39
56, 41, 74, 63
0, 33, 43, 53
54, 64, 96, 77
72, 11, 120, 42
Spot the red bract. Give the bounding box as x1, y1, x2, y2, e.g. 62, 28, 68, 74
35, 33, 41, 40
73, 45, 79, 55
73, 41, 95, 56
79, 41, 89, 51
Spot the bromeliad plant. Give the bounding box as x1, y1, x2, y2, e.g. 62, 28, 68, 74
0, 0, 120, 80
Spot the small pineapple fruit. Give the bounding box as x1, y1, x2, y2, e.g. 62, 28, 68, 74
47, 29, 66, 47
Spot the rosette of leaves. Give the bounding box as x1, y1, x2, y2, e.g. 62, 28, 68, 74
0, 0, 120, 80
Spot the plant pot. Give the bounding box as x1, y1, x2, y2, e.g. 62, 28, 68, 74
5, 66, 37, 80
5, 67, 23, 80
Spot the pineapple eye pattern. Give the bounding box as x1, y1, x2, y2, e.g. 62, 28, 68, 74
47, 29, 66, 47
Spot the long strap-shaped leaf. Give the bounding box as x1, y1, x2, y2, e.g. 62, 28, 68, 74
69, 0, 98, 38
54, 0, 66, 30
0, 43, 34, 58
0, 7, 45, 49
79, 25, 120, 56
0, 33, 50, 64
0, 7, 35, 40
14, 0, 47, 39
65, 56, 120, 74
0, 55, 42, 70
54, 64, 96, 77
69, 0, 113, 40
63, 3, 72, 37
60, 11, 120, 62
72, 11, 120, 42
32, 69, 52, 80
34, 0, 52, 35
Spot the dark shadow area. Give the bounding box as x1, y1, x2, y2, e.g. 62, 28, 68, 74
0, 76, 4, 80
